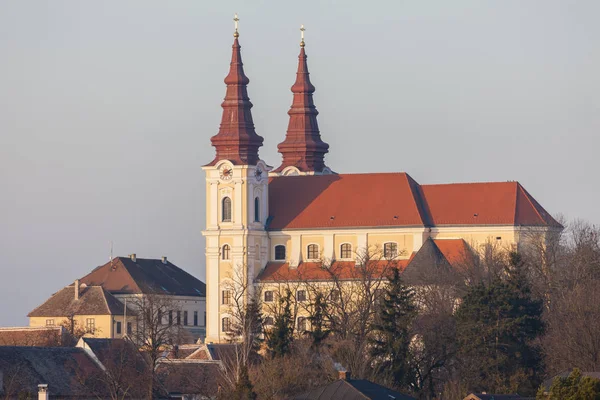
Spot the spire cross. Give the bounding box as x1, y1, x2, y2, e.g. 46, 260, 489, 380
300, 24, 305, 47
234, 13, 239, 37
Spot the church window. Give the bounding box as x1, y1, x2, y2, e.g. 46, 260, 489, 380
384, 242, 398, 259
264, 291, 274, 303
222, 317, 232, 332
222, 197, 232, 222
296, 290, 307, 302
274, 245, 286, 261
222, 244, 231, 260
340, 243, 352, 259
307, 244, 319, 260
254, 197, 260, 222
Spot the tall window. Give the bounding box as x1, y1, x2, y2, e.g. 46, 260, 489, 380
297, 317, 307, 332
307, 244, 319, 260
254, 197, 260, 222
158, 310, 163, 325
194, 311, 198, 326
116, 321, 122, 334
168, 311, 173, 326
222, 197, 232, 222
222, 244, 231, 260
176, 311, 181, 325
384, 242, 398, 259
222, 290, 232, 305
275, 245, 286, 261
222, 317, 231, 332
127, 322, 132, 335
340, 243, 352, 259
183, 311, 188, 326
86, 318, 95, 334
264, 291, 274, 302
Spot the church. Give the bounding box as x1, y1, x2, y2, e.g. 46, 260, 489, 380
202, 22, 561, 343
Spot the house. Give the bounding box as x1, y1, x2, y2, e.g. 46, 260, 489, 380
80, 255, 206, 341
292, 378, 416, 400
27, 282, 135, 339
200, 24, 562, 343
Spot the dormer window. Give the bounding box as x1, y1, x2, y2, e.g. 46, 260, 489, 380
274, 245, 286, 261
222, 197, 232, 222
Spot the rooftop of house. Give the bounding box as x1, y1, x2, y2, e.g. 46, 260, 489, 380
156, 361, 222, 397
80, 256, 206, 297
0, 326, 74, 347
0, 346, 104, 398
27, 284, 126, 318
268, 173, 560, 230
292, 378, 416, 400
464, 394, 534, 400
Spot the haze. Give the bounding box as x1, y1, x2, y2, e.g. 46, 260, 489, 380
1, 1, 598, 326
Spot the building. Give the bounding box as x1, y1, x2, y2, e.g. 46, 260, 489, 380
27, 282, 135, 339
292, 378, 416, 400
28, 255, 206, 341
201, 24, 561, 343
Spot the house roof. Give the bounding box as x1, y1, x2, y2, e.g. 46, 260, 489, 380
0, 326, 73, 347
0, 346, 104, 398
156, 361, 222, 397
403, 238, 474, 281
79, 257, 206, 297
257, 260, 410, 282
293, 379, 416, 400
267, 174, 560, 230
27, 285, 126, 317
465, 394, 533, 400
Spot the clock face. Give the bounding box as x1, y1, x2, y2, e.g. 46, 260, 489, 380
219, 166, 233, 181
254, 167, 263, 182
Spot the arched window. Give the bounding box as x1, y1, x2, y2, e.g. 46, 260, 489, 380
222, 317, 231, 332
222, 244, 230, 260
307, 244, 319, 260
222, 197, 232, 222
384, 242, 398, 259
274, 245, 286, 261
254, 197, 260, 222
340, 243, 352, 259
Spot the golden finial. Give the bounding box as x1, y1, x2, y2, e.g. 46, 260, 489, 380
233, 13, 239, 38
300, 24, 305, 47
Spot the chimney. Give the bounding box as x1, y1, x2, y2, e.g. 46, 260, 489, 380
38, 384, 49, 400
130, 253, 136, 262
74, 279, 79, 300
333, 362, 349, 380
161, 256, 167, 265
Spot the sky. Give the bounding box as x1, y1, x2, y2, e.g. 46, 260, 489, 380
0, 1, 599, 326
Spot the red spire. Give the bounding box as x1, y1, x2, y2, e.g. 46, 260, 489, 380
275, 40, 329, 173
207, 35, 263, 166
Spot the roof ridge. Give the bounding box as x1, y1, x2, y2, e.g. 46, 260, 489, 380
516, 182, 553, 226
422, 180, 518, 187
341, 379, 370, 399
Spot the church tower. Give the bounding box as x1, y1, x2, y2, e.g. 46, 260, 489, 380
273, 26, 331, 176
202, 16, 270, 343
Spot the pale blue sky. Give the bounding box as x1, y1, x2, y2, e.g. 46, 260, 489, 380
0, 1, 598, 325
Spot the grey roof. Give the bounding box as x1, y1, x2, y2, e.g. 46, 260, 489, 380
0, 346, 104, 397
28, 285, 126, 317
156, 362, 221, 397
293, 379, 416, 400
80, 257, 206, 297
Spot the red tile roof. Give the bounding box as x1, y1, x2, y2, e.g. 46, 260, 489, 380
0, 326, 73, 347
432, 239, 474, 267
267, 174, 560, 230
257, 260, 410, 282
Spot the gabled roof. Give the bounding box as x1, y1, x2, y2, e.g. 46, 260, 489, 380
257, 260, 410, 282
27, 285, 126, 317
0, 326, 73, 347
293, 379, 416, 400
80, 257, 206, 297
0, 346, 104, 397
403, 239, 473, 283
268, 173, 427, 230
267, 174, 560, 230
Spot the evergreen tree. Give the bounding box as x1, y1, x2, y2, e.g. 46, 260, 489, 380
537, 369, 600, 400
370, 268, 417, 389
266, 290, 293, 357
230, 365, 257, 400
307, 292, 330, 352
456, 252, 545, 395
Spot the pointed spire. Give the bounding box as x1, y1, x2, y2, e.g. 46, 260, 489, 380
275, 26, 329, 174
207, 15, 263, 166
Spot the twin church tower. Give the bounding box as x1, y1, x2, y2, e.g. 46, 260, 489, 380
202, 18, 331, 342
